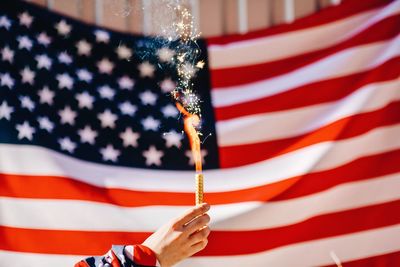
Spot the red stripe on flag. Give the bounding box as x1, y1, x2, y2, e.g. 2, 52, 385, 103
1, 150, 399, 206
0, 200, 399, 256
211, 16, 400, 88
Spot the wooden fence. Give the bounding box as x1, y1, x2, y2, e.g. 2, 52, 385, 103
25, 0, 340, 36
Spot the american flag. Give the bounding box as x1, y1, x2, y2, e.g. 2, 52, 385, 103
0, 0, 399, 266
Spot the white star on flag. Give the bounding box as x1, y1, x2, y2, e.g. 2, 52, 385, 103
76, 69, 93, 82
1, 46, 14, 63
18, 12, 33, 27
138, 61, 155, 78
56, 73, 74, 89
117, 76, 135, 90
98, 85, 115, 100
59, 137, 76, 153
16, 121, 35, 141
58, 106, 77, 125
163, 131, 183, 148
159, 78, 176, 93
0, 73, 15, 89
94, 30, 110, 43
0, 16, 11, 30
78, 125, 98, 144
143, 146, 164, 166
55, 20, 71, 36
38, 86, 54, 105
0, 101, 14, 120
97, 58, 114, 74
119, 101, 137, 116
76, 92, 94, 109
98, 109, 117, 128
20, 67, 35, 85
116, 45, 132, 60
37, 32, 51, 46
141, 116, 160, 131
58, 52, 73, 64
35, 54, 52, 70
100, 144, 120, 162
161, 104, 179, 118
17, 36, 33, 50
157, 47, 175, 62
76, 40, 92, 56
20, 96, 35, 111
139, 90, 158, 105
38, 116, 54, 132
120, 128, 140, 147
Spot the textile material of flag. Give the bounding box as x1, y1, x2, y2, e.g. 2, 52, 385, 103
0, 0, 399, 266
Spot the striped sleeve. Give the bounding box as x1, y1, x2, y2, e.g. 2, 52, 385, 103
74, 245, 159, 267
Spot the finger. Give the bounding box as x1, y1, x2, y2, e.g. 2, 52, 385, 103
184, 214, 210, 235
189, 225, 211, 244
189, 240, 208, 256
173, 203, 210, 229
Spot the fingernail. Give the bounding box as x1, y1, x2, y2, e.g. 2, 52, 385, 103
203, 203, 210, 211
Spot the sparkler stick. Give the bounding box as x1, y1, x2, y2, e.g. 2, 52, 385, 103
195, 173, 204, 205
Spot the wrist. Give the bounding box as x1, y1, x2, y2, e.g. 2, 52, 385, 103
124, 244, 160, 267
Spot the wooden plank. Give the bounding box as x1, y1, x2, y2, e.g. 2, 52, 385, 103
150, 0, 192, 36
50, 0, 80, 19
247, 0, 271, 31
224, 0, 239, 34
319, 0, 340, 9
318, 0, 332, 8
199, 0, 224, 37
294, 0, 317, 19
26, 0, 47, 6
273, 0, 319, 25
99, 0, 129, 32
79, 0, 96, 24
272, 0, 286, 25
126, 0, 142, 34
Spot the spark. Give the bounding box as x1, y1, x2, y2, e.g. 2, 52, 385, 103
196, 60, 205, 69
162, 2, 202, 118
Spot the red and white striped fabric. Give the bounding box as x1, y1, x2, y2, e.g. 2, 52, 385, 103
1, 0, 400, 266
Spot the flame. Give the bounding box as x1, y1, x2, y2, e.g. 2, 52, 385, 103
176, 102, 202, 172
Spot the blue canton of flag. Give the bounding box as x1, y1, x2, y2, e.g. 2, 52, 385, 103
0, 1, 219, 170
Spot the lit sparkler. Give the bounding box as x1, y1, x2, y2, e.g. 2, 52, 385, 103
166, 2, 204, 205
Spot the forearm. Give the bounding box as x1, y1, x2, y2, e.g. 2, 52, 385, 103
75, 244, 160, 267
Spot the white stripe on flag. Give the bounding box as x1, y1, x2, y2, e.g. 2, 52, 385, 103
217, 79, 400, 145
0, 124, 399, 191
212, 36, 400, 107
